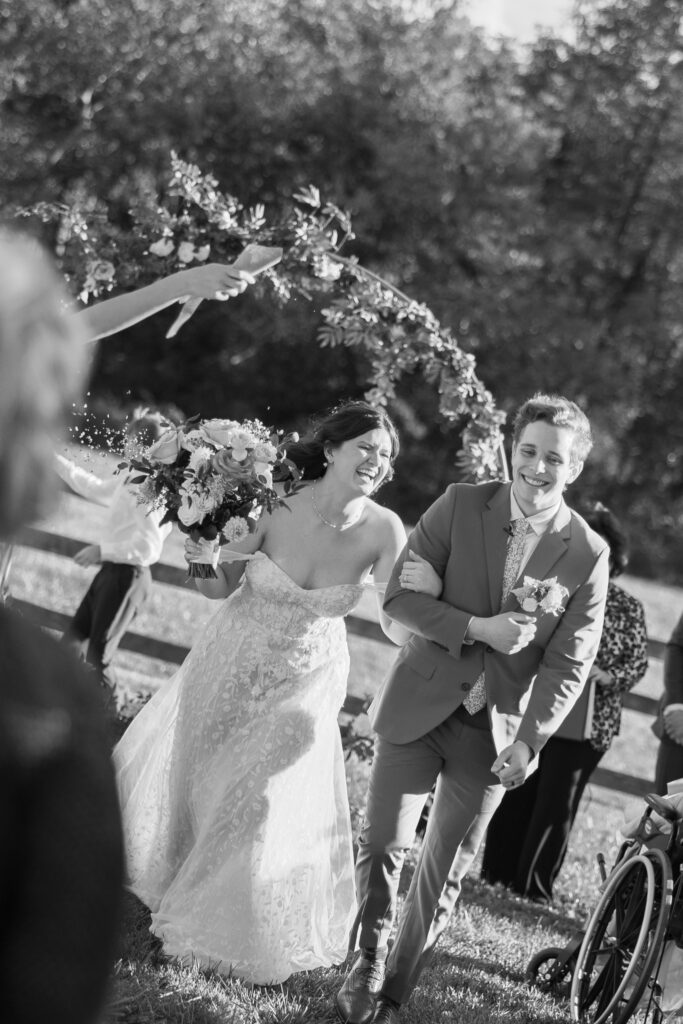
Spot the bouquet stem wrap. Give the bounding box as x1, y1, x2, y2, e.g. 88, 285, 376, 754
187, 560, 218, 580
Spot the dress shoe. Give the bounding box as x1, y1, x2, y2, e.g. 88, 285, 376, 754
335, 950, 387, 1024
374, 998, 401, 1023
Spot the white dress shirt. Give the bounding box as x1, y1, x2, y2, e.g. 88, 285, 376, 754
509, 490, 562, 576
54, 453, 171, 566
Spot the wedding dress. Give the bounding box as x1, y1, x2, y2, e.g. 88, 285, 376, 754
114, 551, 363, 984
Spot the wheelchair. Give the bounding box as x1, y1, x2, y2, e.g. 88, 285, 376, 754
526, 792, 683, 1024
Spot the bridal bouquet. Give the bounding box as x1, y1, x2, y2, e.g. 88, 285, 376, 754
122, 415, 298, 578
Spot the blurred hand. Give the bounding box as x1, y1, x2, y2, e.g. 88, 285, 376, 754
664, 708, 683, 745
491, 740, 533, 789
590, 665, 616, 688
184, 537, 219, 567
399, 550, 443, 598
73, 544, 102, 567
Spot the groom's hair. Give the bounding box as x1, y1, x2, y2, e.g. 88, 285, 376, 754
512, 393, 593, 465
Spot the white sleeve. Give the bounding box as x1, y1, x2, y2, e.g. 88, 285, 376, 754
53, 453, 119, 507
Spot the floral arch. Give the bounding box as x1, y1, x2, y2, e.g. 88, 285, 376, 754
26, 154, 506, 480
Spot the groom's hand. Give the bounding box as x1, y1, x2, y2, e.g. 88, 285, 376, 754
491, 740, 532, 789
468, 612, 537, 654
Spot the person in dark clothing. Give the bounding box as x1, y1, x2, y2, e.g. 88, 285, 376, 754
653, 612, 683, 794
0, 612, 124, 1024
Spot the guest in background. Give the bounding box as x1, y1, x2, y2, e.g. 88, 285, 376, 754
481, 502, 648, 903
653, 612, 683, 794
55, 410, 172, 715
0, 228, 123, 1024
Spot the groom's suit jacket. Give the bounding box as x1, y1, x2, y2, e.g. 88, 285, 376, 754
370, 481, 610, 761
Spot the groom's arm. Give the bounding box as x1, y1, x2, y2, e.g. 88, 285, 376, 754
515, 544, 610, 755
383, 485, 474, 657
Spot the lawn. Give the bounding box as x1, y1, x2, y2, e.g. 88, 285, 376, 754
7, 474, 683, 1024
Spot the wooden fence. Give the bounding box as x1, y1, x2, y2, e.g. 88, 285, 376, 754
11, 526, 668, 798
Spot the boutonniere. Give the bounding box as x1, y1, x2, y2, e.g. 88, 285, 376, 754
511, 576, 569, 616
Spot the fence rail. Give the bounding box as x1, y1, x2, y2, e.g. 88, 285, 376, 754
13, 526, 668, 797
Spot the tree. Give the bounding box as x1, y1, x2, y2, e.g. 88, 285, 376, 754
5, 0, 683, 576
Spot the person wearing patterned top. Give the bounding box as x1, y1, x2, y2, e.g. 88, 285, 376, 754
481, 503, 648, 903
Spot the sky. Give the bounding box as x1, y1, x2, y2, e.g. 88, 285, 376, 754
463, 0, 576, 43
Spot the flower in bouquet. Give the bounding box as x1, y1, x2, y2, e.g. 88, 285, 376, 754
511, 576, 569, 617
120, 414, 300, 579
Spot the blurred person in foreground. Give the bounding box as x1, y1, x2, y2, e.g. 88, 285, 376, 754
653, 611, 683, 794
0, 229, 124, 1024
481, 502, 648, 903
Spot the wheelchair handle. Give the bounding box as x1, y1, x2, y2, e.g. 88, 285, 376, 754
645, 792, 683, 823
597, 851, 607, 883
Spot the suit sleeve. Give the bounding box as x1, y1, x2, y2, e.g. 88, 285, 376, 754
383, 485, 473, 658
515, 544, 610, 755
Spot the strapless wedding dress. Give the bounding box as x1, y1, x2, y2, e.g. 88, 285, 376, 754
114, 551, 364, 984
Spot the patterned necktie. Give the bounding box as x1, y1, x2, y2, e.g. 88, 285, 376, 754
462, 517, 530, 715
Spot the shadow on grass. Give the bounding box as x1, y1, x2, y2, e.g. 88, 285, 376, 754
411, 961, 571, 1024
460, 875, 582, 935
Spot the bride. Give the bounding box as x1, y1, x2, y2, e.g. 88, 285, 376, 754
114, 400, 441, 985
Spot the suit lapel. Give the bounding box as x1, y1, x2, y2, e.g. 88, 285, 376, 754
482, 483, 512, 612
502, 500, 571, 609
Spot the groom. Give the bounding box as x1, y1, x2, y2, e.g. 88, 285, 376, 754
335, 393, 609, 1024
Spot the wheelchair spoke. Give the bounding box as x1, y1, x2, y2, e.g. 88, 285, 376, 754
570, 850, 671, 1024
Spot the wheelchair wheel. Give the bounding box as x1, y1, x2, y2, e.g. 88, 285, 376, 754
570, 848, 672, 1024
526, 945, 574, 998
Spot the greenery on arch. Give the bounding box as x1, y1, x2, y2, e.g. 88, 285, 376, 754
22, 153, 506, 480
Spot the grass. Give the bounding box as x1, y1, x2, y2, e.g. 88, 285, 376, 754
9, 477, 683, 1024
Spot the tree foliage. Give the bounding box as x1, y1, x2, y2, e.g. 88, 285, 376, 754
3, 0, 683, 577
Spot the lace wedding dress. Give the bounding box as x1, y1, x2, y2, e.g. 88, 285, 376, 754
114, 551, 364, 984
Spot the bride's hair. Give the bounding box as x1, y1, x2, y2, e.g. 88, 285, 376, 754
284, 400, 399, 484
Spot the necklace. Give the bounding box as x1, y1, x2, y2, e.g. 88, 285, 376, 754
311, 483, 362, 530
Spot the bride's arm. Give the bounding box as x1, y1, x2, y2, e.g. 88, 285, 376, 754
372, 518, 444, 645
76, 264, 254, 341
371, 512, 413, 645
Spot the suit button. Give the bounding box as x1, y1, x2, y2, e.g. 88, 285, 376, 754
486, 645, 494, 653
461, 682, 471, 692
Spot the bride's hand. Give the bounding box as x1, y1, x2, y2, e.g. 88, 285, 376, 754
185, 537, 220, 568
179, 263, 255, 300
399, 549, 443, 598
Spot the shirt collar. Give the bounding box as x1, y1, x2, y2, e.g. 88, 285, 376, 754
510, 490, 562, 536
